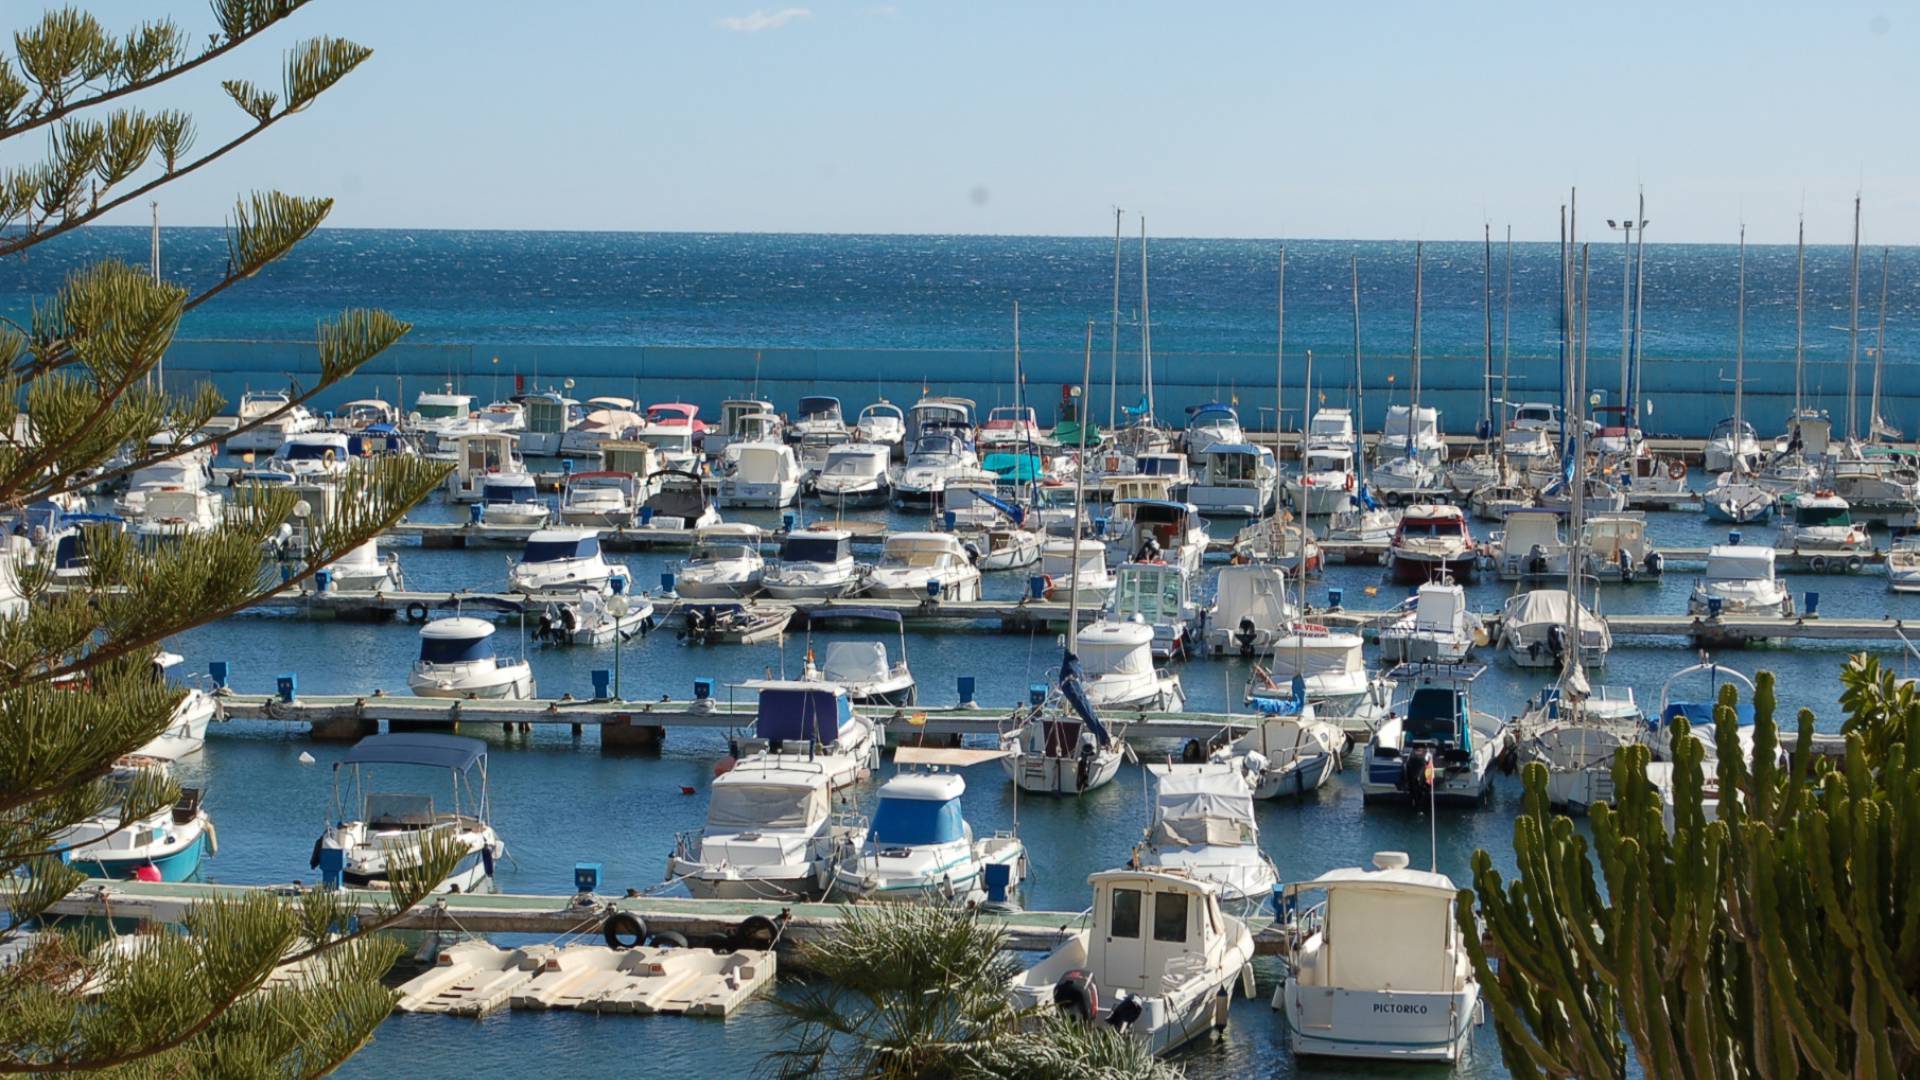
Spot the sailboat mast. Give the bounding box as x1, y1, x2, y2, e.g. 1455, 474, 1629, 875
1794, 216, 1806, 416
1482, 224, 1493, 440
1109, 208, 1122, 433
1275, 245, 1286, 515
1502, 226, 1513, 441
1067, 322, 1094, 639
1629, 191, 1647, 433
1734, 226, 1746, 455
1298, 348, 1313, 628
1351, 256, 1368, 482
1566, 244, 1591, 671
1847, 195, 1861, 442
1139, 218, 1154, 427
1411, 240, 1424, 424
151, 200, 162, 390
1872, 246, 1890, 443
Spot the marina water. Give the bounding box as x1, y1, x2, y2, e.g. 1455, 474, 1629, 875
15, 230, 1918, 1076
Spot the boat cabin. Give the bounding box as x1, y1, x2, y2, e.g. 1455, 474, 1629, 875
520, 528, 602, 565
417, 617, 500, 667
601, 439, 662, 479
778, 530, 853, 567
1394, 505, 1471, 543
1086, 868, 1231, 996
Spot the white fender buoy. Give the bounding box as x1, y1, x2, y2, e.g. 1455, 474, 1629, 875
298, 751, 316, 765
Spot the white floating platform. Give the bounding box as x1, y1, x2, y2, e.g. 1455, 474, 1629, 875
397, 939, 775, 1018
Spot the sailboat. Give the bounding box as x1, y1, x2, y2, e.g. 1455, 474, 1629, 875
1447, 225, 1504, 493
1757, 216, 1826, 493
1705, 226, 1777, 523
1371, 242, 1440, 499
1107, 218, 1171, 463
1001, 326, 1130, 796
1325, 256, 1397, 542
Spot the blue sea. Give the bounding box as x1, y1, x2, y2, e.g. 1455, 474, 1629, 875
13, 230, 1919, 1077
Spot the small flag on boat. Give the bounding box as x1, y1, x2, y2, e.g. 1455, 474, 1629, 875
1424, 759, 1436, 783
908, 713, 927, 727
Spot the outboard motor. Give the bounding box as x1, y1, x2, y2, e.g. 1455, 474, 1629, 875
1235, 616, 1259, 658
536, 611, 556, 642
1053, 969, 1099, 1023
1547, 624, 1569, 663
1106, 990, 1144, 1032
1403, 748, 1433, 806
1137, 536, 1162, 563
1618, 548, 1634, 584
963, 541, 982, 566
1645, 550, 1665, 577
1075, 742, 1095, 793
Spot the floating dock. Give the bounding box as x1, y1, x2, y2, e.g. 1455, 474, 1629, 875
395, 938, 776, 1018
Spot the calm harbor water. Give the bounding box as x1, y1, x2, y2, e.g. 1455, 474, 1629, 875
155, 468, 1903, 1079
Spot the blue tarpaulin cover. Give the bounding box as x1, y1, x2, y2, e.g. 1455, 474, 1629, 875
757, 686, 850, 744
869, 796, 964, 845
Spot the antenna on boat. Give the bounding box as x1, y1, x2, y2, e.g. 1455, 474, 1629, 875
151, 200, 163, 391
1296, 346, 1313, 676
1502, 226, 1513, 445
1274, 245, 1285, 527
1847, 194, 1862, 443
1110, 207, 1123, 434
1629, 190, 1648, 436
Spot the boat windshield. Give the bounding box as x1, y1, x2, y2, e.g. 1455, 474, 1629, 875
824, 451, 881, 476
1137, 457, 1183, 477
523, 537, 597, 562
1400, 518, 1465, 539
869, 796, 964, 845
365, 792, 436, 829
706, 782, 826, 831
280, 442, 340, 461
693, 542, 755, 563
781, 536, 847, 564
414, 403, 462, 420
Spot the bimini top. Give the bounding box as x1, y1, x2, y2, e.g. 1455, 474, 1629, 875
420, 616, 495, 641
341, 732, 488, 772
752, 682, 852, 745
523, 529, 600, 562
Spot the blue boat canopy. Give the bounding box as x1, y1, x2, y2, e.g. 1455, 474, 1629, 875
523, 533, 598, 562
419, 634, 495, 665
1661, 701, 1757, 729
869, 795, 964, 846
982, 452, 1043, 483
341, 732, 488, 771
1186, 402, 1237, 421
756, 685, 851, 745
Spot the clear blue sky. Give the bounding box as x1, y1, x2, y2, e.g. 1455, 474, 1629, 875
39, 1, 1920, 242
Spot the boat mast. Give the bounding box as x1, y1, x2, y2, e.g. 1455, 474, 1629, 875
1109, 208, 1122, 434
1565, 244, 1592, 691
1067, 322, 1094, 640
1297, 347, 1313, 628
1872, 246, 1890, 444
1351, 256, 1368, 485
1847, 195, 1861, 443
1409, 240, 1423, 459
1482, 223, 1493, 442
151, 200, 162, 390
1139, 217, 1154, 429
1629, 191, 1647, 435
1794, 215, 1806, 419
1734, 226, 1747, 472
1502, 225, 1513, 457
1274, 245, 1286, 524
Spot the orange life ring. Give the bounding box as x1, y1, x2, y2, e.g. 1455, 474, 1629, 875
1667, 460, 1687, 481
1344, 473, 1356, 492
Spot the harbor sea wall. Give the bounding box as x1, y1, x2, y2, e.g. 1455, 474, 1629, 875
165, 339, 1902, 440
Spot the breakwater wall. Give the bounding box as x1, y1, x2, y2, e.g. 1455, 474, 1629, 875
166, 339, 1902, 440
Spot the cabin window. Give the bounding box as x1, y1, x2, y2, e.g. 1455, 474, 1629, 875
1109, 888, 1142, 939
1152, 892, 1190, 943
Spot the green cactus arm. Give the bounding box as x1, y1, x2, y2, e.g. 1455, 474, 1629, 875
1457, 889, 1585, 1077
1845, 793, 1920, 1050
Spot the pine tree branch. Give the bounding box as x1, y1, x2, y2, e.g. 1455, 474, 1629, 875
0, 4, 311, 140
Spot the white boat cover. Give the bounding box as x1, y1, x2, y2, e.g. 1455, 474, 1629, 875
704, 778, 827, 831
821, 641, 889, 683
1704, 546, 1775, 580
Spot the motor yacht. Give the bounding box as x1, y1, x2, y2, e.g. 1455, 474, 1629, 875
890, 431, 986, 505
129, 488, 223, 543
443, 431, 526, 503
1774, 491, 1871, 570
855, 400, 907, 457
407, 387, 476, 440
1362, 663, 1510, 805
1204, 563, 1297, 657
802, 632, 916, 708
269, 431, 353, 480
1133, 764, 1279, 916
1489, 507, 1569, 581
1039, 538, 1114, 605
325, 537, 404, 593
905, 395, 976, 444
534, 590, 654, 647
864, 532, 982, 602
1377, 578, 1483, 663
668, 754, 861, 901
1181, 403, 1245, 461
1582, 512, 1664, 583
1689, 542, 1793, 617
832, 752, 1026, 905
728, 682, 881, 789
761, 529, 865, 599
1107, 499, 1209, 578
1106, 561, 1198, 660
1269, 852, 1480, 1062
312, 733, 505, 894
1498, 589, 1611, 669
977, 404, 1044, 452
479, 473, 550, 527
558, 471, 640, 527
1010, 868, 1256, 1057
1388, 504, 1477, 585
1382, 404, 1445, 467
1287, 445, 1359, 515
1251, 625, 1391, 734
705, 398, 779, 456
1888, 536, 1920, 593
228, 389, 318, 452
787, 395, 848, 445
813, 444, 893, 508
718, 443, 803, 508
507, 528, 631, 597
1187, 444, 1274, 517
673, 524, 765, 599
1211, 683, 1345, 799
1071, 617, 1184, 712
640, 470, 722, 531
408, 617, 535, 700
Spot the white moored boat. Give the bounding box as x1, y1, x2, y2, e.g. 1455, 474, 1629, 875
1038, 538, 1114, 605
719, 443, 803, 508
761, 529, 865, 599
856, 400, 907, 456
813, 444, 893, 508
1134, 764, 1279, 915
1204, 562, 1297, 658
407, 617, 535, 700
1377, 578, 1483, 663
863, 532, 982, 601
228, 389, 318, 452
1011, 868, 1257, 1058
558, 471, 640, 527
507, 529, 631, 598
1361, 663, 1510, 806
1213, 682, 1345, 799
479, 473, 550, 527
313, 733, 505, 894
831, 748, 1026, 906
673, 524, 765, 599
667, 754, 861, 901
1073, 616, 1185, 712
1689, 542, 1793, 617
1270, 851, 1481, 1063
1498, 589, 1611, 669
326, 538, 403, 592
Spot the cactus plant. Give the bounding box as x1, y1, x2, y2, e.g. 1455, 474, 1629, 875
1462, 658, 1920, 1077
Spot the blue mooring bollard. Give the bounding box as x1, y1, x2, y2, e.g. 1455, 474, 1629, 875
1708, 596, 1724, 618
276, 673, 298, 703
590, 669, 612, 699
1729, 530, 1742, 546
314, 568, 332, 593
1028, 575, 1047, 600
562, 458, 575, 474
469, 502, 483, 525
782, 511, 796, 531
208, 660, 229, 690
943, 510, 957, 530
1029, 682, 1048, 706
957, 675, 976, 704
660, 571, 677, 594
574, 862, 602, 894
983, 862, 1012, 905
639, 505, 654, 526
1805, 591, 1820, 618
694, 677, 714, 700
1328, 587, 1344, 608
926, 578, 942, 599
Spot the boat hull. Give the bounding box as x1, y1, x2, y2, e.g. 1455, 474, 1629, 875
1279, 984, 1479, 1063
74, 830, 208, 882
